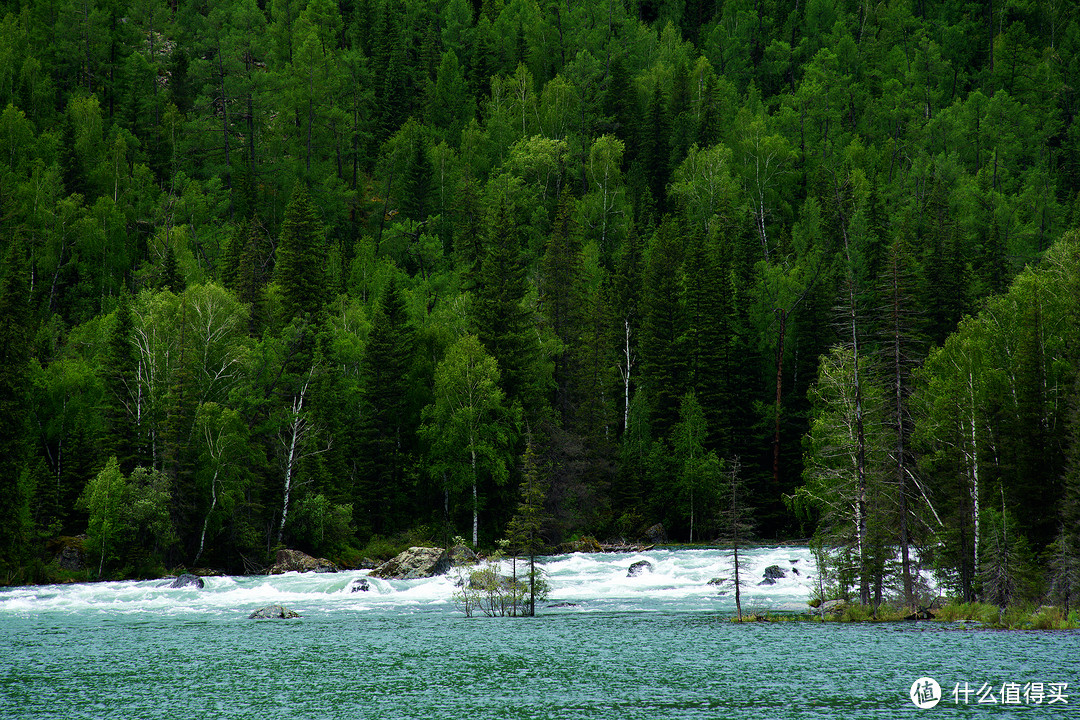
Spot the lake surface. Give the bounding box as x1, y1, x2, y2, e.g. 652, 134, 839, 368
2, 548, 1077, 719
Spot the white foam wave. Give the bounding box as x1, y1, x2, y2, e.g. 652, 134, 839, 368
0, 547, 820, 617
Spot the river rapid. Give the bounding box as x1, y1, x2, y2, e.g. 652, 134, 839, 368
2, 547, 1077, 719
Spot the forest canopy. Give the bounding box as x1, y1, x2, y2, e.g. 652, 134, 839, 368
1, 0, 1080, 608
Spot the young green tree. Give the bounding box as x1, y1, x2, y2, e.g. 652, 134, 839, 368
504, 436, 550, 616
794, 345, 887, 605
672, 390, 720, 542
420, 334, 516, 547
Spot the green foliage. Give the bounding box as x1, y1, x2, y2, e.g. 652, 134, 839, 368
79, 458, 176, 578
4, 0, 1080, 581
452, 546, 550, 618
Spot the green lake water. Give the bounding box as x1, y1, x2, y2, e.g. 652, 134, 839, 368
2, 548, 1076, 719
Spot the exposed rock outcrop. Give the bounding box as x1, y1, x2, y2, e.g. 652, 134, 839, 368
48, 536, 86, 571
249, 604, 300, 619
644, 523, 667, 544
369, 547, 450, 580
627, 560, 653, 577
169, 573, 204, 589
268, 549, 338, 575
819, 599, 848, 615
350, 578, 370, 592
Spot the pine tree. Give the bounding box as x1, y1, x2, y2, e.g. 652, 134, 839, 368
357, 276, 416, 534
473, 200, 543, 417
505, 436, 550, 616
682, 230, 726, 449
540, 191, 585, 428
639, 82, 671, 212
276, 183, 327, 322
0, 240, 33, 573
639, 218, 686, 439
102, 289, 141, 475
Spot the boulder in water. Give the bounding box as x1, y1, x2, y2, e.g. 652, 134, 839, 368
369, 547, 450, 580
449, 545, 477, 566
269, 549, 338, 574
169, 573, 204, 589
707, 577, 730, 586
758, 577, 776, 586
627, 560, 653, 577
350, 578, 371, 592
249, 604, 300, 619
763, 565, 786, 580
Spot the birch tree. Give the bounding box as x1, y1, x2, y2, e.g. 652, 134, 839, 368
420, 334, 514, 547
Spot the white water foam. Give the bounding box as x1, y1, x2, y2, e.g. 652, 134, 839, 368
0, 547, 819, 618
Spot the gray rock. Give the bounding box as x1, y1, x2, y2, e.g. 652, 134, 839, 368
369, 547, 450, 580
820, 599, 848, 615
249, 604, 300, 619
644, 523, 667, 544
269, 549, 338, 574
763, 565, 786, 580
449, 545, 477, 566
169, 573, 204, 589
627, 560, 653, 577
467, 569, 525, 591
350, 578, 370, 592
58, 546, 84, 571
757, 577, 777, 586
707, 577, 729, 586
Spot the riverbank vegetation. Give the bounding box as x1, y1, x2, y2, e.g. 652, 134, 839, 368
1, 0, 1080, 621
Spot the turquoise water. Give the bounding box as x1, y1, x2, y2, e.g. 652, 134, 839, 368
2, 549, 1077, 719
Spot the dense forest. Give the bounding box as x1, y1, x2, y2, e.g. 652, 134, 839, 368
1, 0, 1080, 608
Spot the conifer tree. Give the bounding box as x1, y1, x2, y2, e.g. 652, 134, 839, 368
639, 218, 686, 439
540, 191, 585, 428
358, 276, 416, 534
505, 436, 549, 616
103, 289, 141, 475
473, 200, 543, 417
0, 240, 33, 572
276, 183, 326, 322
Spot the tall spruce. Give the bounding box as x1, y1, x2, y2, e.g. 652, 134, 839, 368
473, 200, 542, 417
276, 183, 327, 322
0, 240, 33, 573
639, 217, 686, 439
103, 289, 141, 475
358, 276, 416, 534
